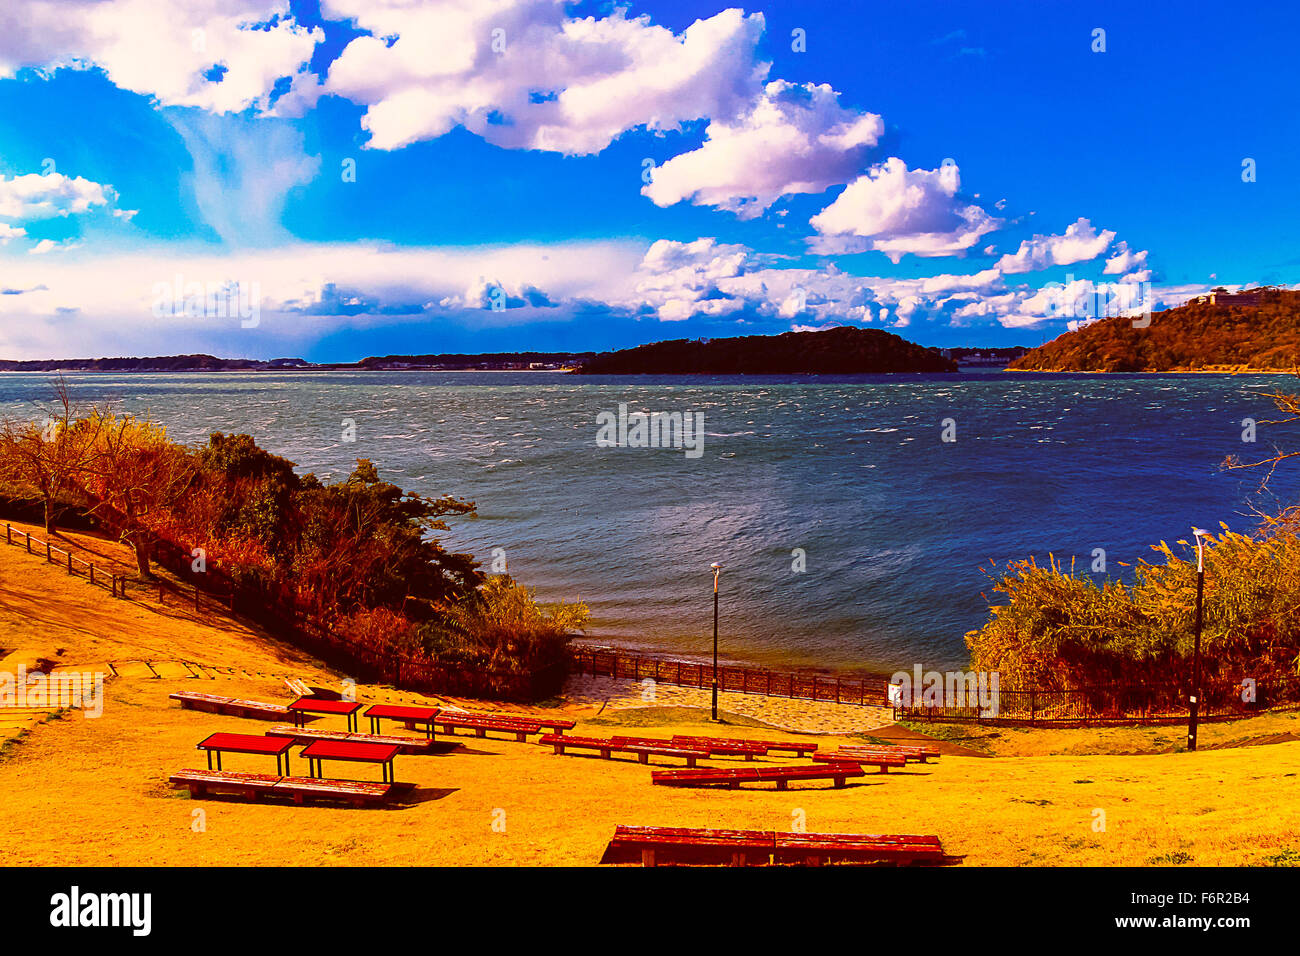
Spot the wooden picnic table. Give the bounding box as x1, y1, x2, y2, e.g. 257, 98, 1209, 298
300, 739, 400, 783
363, 704, 440, 738
197, 732, 295, 775
289, 697, 363, 732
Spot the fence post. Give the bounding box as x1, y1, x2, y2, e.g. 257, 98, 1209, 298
89, 565, 94, 586
45, 541, 51, 562
120, 577, 127, 599
1030, 691, 1037, 725
67, 551, 72, 574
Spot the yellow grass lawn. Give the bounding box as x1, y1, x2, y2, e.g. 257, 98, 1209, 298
2, 523, 1299, 867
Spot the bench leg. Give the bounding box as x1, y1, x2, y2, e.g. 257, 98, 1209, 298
835, 777, 846, 788
641, 848, 656, 868
731, 852, 746, 867
600, 749, 611, 759
744, 754, 754, 761
776, 779, 788, 791
552, 744, 563, 755
638, 752, 649, 764
476, 729, 486, 738
687, 757, 697, 768
880, 765, 889, 773
515, 732, 527, 742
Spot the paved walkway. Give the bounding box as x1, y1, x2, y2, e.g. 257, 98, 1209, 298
562, 673, 896, 735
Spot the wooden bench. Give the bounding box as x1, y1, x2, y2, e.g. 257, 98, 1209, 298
666, 733, 816, 757
434, 714, 545, 742
440, 710, 576, 735
671, 736, 769, 760
609, 737, 709, 766
606, 826, 776, 867
747, 739, 819, 757
169, 769, 281, 800
539, 734, 704, 765
652, 764, 865, 791
811, 751, 908, 773
836, 743, 941, 763
265, 726, 446, 755
540, 734, 616, 758
364, 704, 440, 737
774, 832, 959, 866
273, 776, 393, 808
168, 769, 393, 808
169, 692, 292, 721
603, 826, 957, 867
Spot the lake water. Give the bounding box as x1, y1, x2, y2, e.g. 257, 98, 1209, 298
1, 370, 1294, 673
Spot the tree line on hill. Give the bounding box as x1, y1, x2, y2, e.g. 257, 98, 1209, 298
1009, 287, 1300, 372
575, 326, 958, 374
0, 381, 586, 694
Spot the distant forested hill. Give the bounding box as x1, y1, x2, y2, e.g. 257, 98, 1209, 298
0, 354, 267, 372
575, 326, 957, 374
1009, 287, 1300, 372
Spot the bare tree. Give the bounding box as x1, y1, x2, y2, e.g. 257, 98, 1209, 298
80, 412, 197, 577
0, 377, 105, 534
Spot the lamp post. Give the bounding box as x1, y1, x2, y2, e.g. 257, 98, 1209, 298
710, 563, 722, 722
1187, 528, 1209, 752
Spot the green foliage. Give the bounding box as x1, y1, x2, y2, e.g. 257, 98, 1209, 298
422, 575, 588, 674
967, 524, 1300, 690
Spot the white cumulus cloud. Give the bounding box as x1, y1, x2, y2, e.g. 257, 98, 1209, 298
321, 0, 768, 154
996, 217, 1116, 274
808, 158, 1001, 262
642, 79, 883, 218
0, 0, 321, 114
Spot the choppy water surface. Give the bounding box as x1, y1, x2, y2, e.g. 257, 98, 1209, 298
1, 370, 1293, 672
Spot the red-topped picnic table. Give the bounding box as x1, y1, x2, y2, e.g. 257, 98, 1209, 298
289, 697, 363, 732
364, 704, 440, 738
197, 732, 295, 775
300, 739, 400, 783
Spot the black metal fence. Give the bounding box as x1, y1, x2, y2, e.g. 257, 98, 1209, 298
571, 644, 891, 706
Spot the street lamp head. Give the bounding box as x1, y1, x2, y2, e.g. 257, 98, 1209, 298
710, 563, 722, 570
1192, 527, 1209, 573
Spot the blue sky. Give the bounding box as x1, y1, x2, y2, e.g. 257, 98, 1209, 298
0, 0, 1295, 360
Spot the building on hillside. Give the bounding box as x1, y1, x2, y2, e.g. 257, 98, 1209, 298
1195, 289, 1270, 307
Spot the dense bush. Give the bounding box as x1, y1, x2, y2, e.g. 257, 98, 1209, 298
967, 526, 1300, 691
